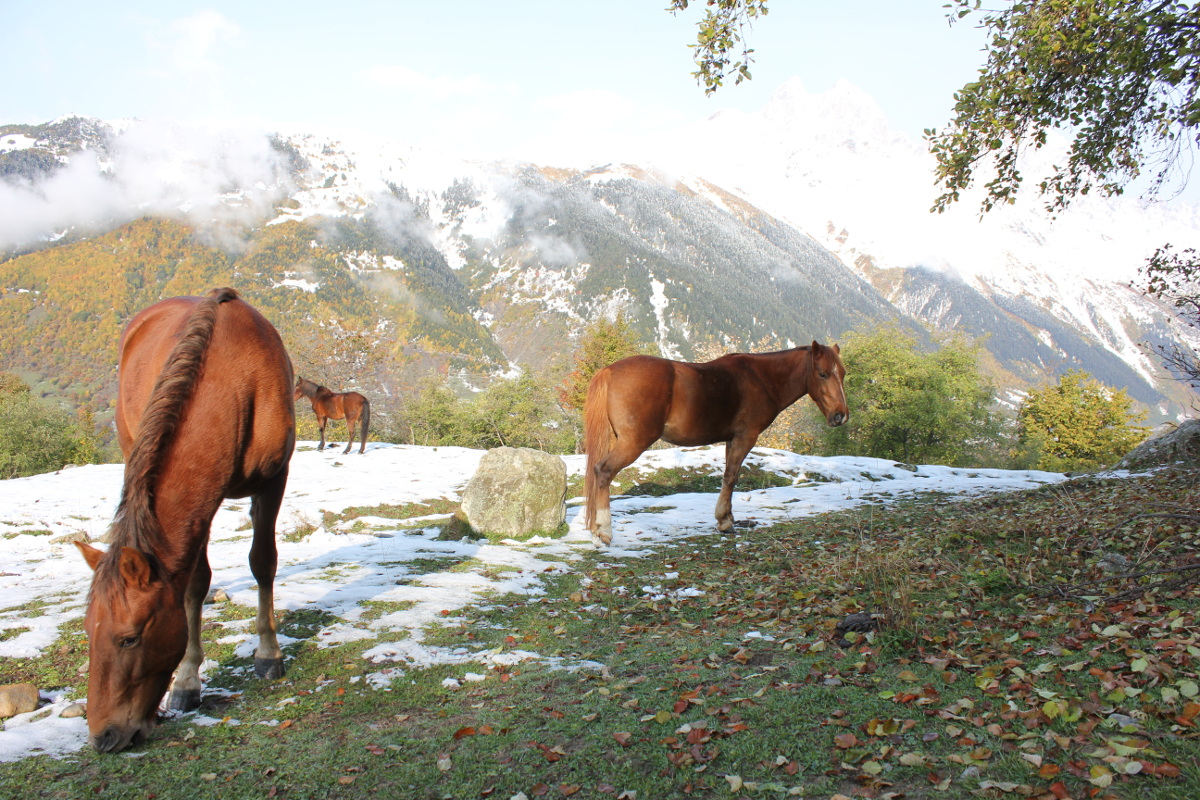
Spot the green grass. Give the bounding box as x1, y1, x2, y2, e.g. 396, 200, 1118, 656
1, 468, 1198, 799
616, 463, 793, 498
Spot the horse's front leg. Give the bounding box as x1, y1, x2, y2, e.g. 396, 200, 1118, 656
168, 540, 211, 711
342, 416, 356, 455
317, 415, 328, 451
249, 469, 288, 679
716, 435, 756, 532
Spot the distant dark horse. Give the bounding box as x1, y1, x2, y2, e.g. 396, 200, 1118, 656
583, 342, 849, 547
76, 288, 294, 752
294, 377, 370, 454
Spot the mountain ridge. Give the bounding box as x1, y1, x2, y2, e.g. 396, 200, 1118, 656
2, 90, 1198, 425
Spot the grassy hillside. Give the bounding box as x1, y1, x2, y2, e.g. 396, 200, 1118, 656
0, 216, 506, 423
2, 465, 1196, 798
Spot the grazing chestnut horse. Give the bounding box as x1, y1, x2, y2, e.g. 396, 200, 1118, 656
75, 288, 295, 753
584, 342, 848, 547
294, 377, 370, 454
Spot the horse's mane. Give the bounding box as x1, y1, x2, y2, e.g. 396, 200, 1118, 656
296, 377, 324, 398
94, 288, 238, 595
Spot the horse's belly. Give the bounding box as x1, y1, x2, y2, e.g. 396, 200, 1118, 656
660, 424, 727, 448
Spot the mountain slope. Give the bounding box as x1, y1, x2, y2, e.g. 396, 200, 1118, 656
2, 105, 1198, 425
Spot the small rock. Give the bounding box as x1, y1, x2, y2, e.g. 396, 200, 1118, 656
0, 683, 40, 719
1097, 553, 1132, 574
834, 612, 879, 648
207, 588, 230, 603
50, 531, 90, 546
60, 703, 86, 719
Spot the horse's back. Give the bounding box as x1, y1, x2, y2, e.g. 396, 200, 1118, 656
117, 293, 295, 495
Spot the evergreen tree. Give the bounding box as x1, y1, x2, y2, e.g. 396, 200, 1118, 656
1018, 370, 1150, 472
559, 313, 655, 412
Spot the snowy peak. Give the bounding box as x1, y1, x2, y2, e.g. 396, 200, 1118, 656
2, 82, 1199, 421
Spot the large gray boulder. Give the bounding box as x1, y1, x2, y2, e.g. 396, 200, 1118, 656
1115, 419, 1200, 471
460, 447, 567, 540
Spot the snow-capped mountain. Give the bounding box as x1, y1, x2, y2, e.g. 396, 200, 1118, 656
655, 78, 1200, 412
2, 78, 1198, 422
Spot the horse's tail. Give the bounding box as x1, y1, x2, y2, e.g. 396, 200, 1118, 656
583, 367, 613, 531
359, 396, 370, 451
105, 288, 237, 568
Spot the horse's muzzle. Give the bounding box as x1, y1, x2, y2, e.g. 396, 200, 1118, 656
91, 724, 148, 753
828, 411, 848, 427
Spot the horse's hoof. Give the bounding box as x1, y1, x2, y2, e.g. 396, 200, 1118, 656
717, 519, 734, 533
254, 657, 285, 680
167, 688, 201, 712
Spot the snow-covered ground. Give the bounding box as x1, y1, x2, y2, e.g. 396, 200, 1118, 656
0, 442, 1065, 762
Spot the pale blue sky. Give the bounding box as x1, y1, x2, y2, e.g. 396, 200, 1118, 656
4, 1, 988, 161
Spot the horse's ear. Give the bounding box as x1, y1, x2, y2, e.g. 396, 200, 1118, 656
832, 343, 840, 354
75, 540, 105, 572
810, 340, 822, 355
118, 547, 155, 591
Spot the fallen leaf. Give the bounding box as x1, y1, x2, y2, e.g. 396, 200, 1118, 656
834, 732, 859, 749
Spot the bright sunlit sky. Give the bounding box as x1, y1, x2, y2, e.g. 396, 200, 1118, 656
4, 1, 989, 163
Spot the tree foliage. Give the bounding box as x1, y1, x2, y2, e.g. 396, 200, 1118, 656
930, 0, 1200, 215
0, 371, 30, 398
669, 0, 769, 94
402, 372, 575, 454
0, 388, 106, 479
816, 327, 1006, 467
558, 313, 655, 413
1144, 243, 1200, 388
1018, 369, 1150, 471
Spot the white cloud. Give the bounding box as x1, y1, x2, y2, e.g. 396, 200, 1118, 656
361, 65, 495, 98
143, 10, 242, 89
0, 120, 287, 253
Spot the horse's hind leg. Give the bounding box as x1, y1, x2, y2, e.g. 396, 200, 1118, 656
168, 539, 211, 711
591, 437, 653, 547
358, 404, 369, 454
249, 468, 288, 679
342, 414, 357, 455
716, 435, 757, 532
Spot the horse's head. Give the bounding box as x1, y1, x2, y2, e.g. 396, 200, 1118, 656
76, 542, 188, 753
293, 377, 309, 400
807, 341, 849, 427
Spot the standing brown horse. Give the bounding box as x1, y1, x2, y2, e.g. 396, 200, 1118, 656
294, 377, 370, 454
75, 288, 295, 753
584, 342, 848, 547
